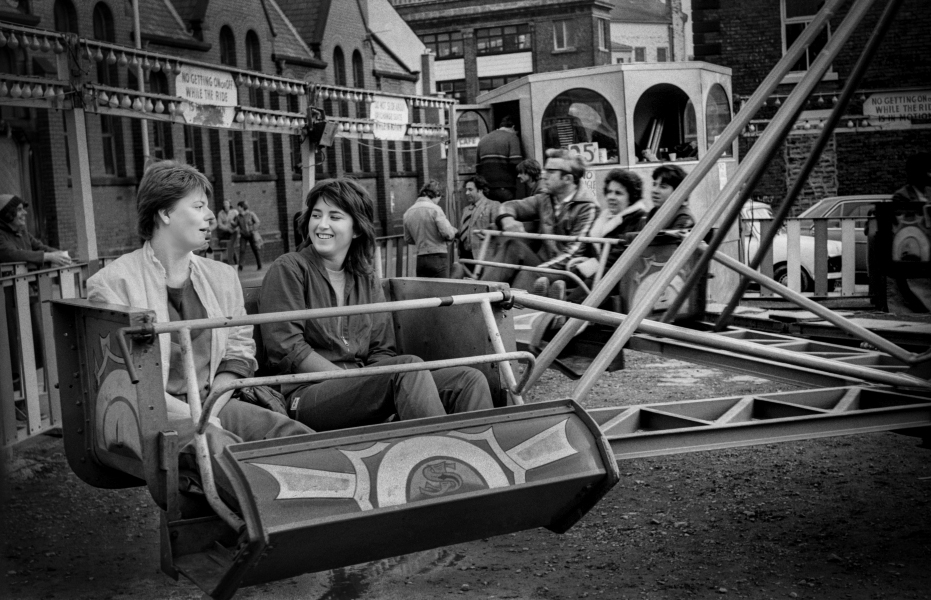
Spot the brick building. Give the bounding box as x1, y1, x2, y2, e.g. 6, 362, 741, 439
0, 0, 429, 260
692, 0, 931, 212
610, 0, 687, 64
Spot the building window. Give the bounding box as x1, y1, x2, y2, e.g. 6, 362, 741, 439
597, 19, 610, 51
229, 131, 245, 175
53, 0, 79, 34
183, 125, 198, 167
438, 80, 467, 104
553, 20, 574, 51
476, 25, 531, 56
705, 84, 732, 156
782, 0, 830, 72
92, 3, 117, 85
634, 47, 646, 62
252, 131, 269, 174
0, 46, 29, 121
150, 73, 173, 160
219, 26, 236, 66
100, 114, 118, 175
657, 47, 668, 62
333, 47, 349, 117
542, 88, 619, 164
478, 75, 521, 94
422, 31, 463, 59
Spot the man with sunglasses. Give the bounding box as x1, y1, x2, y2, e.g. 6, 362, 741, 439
480, 149, 599, 300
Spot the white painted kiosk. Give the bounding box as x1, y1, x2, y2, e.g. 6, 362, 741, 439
466, 62, 741, 300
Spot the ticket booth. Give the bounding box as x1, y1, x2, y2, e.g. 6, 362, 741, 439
471, 62, 741, 301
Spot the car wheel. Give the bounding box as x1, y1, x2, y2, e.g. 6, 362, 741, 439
774, 263, 813, 293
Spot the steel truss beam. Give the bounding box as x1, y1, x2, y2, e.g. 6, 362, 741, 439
590, 386, 931, 460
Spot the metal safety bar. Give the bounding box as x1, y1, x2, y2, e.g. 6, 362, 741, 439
661, 0, 904, 326
200, 350, 536, 434
528, 0, 879, 401
471, 229, 620, 282
512, 291, 931, 391
177, 327, 246, 534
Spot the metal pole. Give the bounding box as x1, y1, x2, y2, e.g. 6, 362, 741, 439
479, 299, 525, 404
132, 0, 149, 165
513, 293, 931, 391
179, 327, 245, 532
525, 0, 849, 390
713, 0, 905, 332
563, 0, 881, 403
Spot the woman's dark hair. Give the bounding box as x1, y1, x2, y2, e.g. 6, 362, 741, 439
603, 169, 642, 203
419, 179, 441, 199
652, 164, 687, 190
297, 178, 376, 276
137, 160, 213, 241
0, 195, 25, 224
516, 159, 541, 181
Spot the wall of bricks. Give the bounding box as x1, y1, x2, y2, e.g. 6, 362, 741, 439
694, 0, 931, 211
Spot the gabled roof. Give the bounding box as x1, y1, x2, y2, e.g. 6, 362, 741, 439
610, 0, 671, 24
143, 0, 197, 42
371, 33, 417, 80
264, 0, 318, 62
611, 41, 633, 52
273, 0, 332, 46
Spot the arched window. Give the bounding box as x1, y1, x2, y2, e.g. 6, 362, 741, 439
244, 31, 268, 174
542, 89, 618, 164
333, 47, 346, 86
53, 0, 79, 34
219, 26, 236, 66
0, 46, 29, 120
93, 2, 123, 176
92, 3, 116, 84
149, 72, 173, 160
632, 83, 691, 163
705, 84, 732, 156
352, 50, 364, 88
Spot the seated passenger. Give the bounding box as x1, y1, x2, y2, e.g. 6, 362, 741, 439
480, 148, 599, 298
259, 178, 493, 432
86, 161, 313, 453
648, 164, 695, 230
568, 168, 648, 283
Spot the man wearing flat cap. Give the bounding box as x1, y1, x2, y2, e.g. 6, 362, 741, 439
0, 194, 72, 268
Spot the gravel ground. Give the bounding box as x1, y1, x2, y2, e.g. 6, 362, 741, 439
2, 350, 930, 600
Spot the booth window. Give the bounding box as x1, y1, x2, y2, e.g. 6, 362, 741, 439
456, 111, 489, 172
541, 88, 618, 165
632, 83, 696, 162
705, 84, 732, 156
782, 0, 831, 73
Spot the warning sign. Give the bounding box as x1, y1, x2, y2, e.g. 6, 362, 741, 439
863, 91, 931, 121
371, 95, 409, 141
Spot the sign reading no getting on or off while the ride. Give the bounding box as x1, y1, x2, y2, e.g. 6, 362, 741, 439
371, 95, 409, 141
174, 65, 238, 128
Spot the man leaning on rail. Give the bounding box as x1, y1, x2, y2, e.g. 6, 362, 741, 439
478, 148, 599, 302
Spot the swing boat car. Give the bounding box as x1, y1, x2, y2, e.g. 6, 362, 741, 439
51, 278, 620, 600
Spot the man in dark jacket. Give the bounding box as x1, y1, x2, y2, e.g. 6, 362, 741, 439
480, 149, 599, 295
0, 194, 72, 268
477, 116, 523, 201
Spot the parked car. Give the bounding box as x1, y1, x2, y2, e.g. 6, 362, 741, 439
740, 200, 842, 292
796, 195, 892, 283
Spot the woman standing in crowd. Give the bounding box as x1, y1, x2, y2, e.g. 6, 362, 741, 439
259, 178, 493, 432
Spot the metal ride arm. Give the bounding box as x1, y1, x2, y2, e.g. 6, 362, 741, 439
528, 0, 880, 401
512, 291, 931, 391
659, 0, 905, 328
700, 240, 931, 366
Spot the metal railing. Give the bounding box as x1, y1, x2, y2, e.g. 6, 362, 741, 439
374, 234, 457, 279
1, 262, 100, 447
